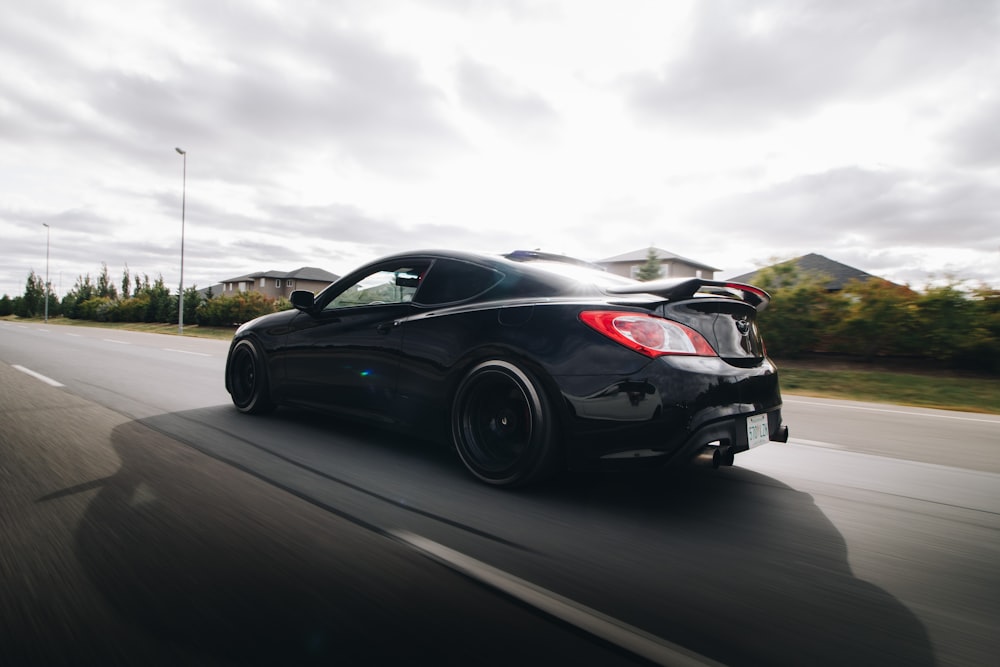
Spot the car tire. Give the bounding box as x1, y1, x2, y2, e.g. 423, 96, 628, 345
227, 339, 276, 414
451, 360, 560, 487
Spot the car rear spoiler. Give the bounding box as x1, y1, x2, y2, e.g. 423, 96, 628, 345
606, 277, 771, 310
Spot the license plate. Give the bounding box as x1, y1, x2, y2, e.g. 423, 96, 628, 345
746, 413, 769, 448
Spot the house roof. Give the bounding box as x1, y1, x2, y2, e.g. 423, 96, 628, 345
596, 247, 721, 272
221, 267, 339, 283
284, 266, 340, 281
728, 253, 897, 291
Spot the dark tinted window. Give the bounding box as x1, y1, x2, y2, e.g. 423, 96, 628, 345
414, 259, 503, 305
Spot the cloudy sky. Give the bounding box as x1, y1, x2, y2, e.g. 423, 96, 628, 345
2, 0, 998, 299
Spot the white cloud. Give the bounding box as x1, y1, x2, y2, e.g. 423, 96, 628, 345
1, 0, 998, 300
625, 0, 998, 128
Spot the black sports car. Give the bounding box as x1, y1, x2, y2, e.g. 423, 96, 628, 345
225, 249, 788, 487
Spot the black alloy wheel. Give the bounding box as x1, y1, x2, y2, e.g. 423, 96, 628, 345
452, 360, 559, 487
227, 339, 276, 414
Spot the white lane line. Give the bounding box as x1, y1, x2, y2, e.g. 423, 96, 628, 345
102, 338, 131, 345
392, 531, 721, 667
12, 365, 65, 387
789, 438, 848, 450
65, 333, 81, 337
164, 348, 211, 357
784, 397, 999, 424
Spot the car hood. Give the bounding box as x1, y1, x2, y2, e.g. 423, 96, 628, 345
235, 307, 299, 336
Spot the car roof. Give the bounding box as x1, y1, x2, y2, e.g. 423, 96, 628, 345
368, 248, 628, 291
373, 248, 610, 274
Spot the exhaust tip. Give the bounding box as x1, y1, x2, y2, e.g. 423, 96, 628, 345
718, 445, 734, 467
691, 445, 734, 468
691, 446, 721, 468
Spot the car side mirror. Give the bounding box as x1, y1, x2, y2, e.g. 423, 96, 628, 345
290, 290, 315, 312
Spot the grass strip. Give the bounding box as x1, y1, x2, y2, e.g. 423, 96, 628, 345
779, 368, 1000, 415
10, 317, 237, 341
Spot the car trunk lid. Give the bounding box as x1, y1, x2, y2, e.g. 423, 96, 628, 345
605, 278, 769, 365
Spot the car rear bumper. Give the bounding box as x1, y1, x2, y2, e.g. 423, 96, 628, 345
554, 356, 786, 469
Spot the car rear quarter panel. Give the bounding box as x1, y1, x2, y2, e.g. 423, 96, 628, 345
393, 301, 652, 435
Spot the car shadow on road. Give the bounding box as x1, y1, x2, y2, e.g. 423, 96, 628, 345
52, 406, 936, 667
534, 468, 937, 666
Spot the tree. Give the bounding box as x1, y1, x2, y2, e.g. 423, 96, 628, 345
96, 262, 118, 300
42, 280, 59, 318
121, 264, 132, 300
916, 283, 976, 364
828, 279, 919, 359
636, 247, 663, 282
754, 263, 840, 358
182, 285, 202, 325
0, 294, 12, 316
134, 272, 150, 298
61, 274, 96, 319
144, 275, 173, 322
958, 286, 1000, 372
15, 270, 46, 317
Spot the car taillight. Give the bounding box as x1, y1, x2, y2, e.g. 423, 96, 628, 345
579, 311, 717, 357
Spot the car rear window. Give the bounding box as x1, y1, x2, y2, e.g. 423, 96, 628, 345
518, 260, 636, 290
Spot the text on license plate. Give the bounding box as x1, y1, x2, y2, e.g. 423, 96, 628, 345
746, 413, 769, 448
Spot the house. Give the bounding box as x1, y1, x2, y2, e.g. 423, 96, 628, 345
596, 247, 720, 280
727, 253, 903, 291
218, 267, 340, 299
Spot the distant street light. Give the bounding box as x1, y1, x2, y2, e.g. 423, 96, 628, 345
42, 223, 50, 322
175, 147, 187, 335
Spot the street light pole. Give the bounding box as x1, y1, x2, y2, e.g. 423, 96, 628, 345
175, 147, 186, 335
42, 223, 50, 323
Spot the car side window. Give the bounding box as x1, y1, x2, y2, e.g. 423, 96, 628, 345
413, 259, 503, 306
323, 264, 428, 311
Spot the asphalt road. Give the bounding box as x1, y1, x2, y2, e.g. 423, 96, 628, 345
2, 320, 998, 666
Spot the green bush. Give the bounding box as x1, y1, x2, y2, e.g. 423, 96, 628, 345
112, 295, 152, 322
752, 264, 998, 374
827, 280, 920, 359
77, 296, 114, 321
196, 291, 278, 326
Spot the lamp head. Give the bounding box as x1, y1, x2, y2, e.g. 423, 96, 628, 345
175, 147, 186, 155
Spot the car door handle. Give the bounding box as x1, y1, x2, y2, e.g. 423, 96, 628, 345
376, 321, 396, 335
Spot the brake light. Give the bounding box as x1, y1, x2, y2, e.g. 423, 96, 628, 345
580, 311, 717, 357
